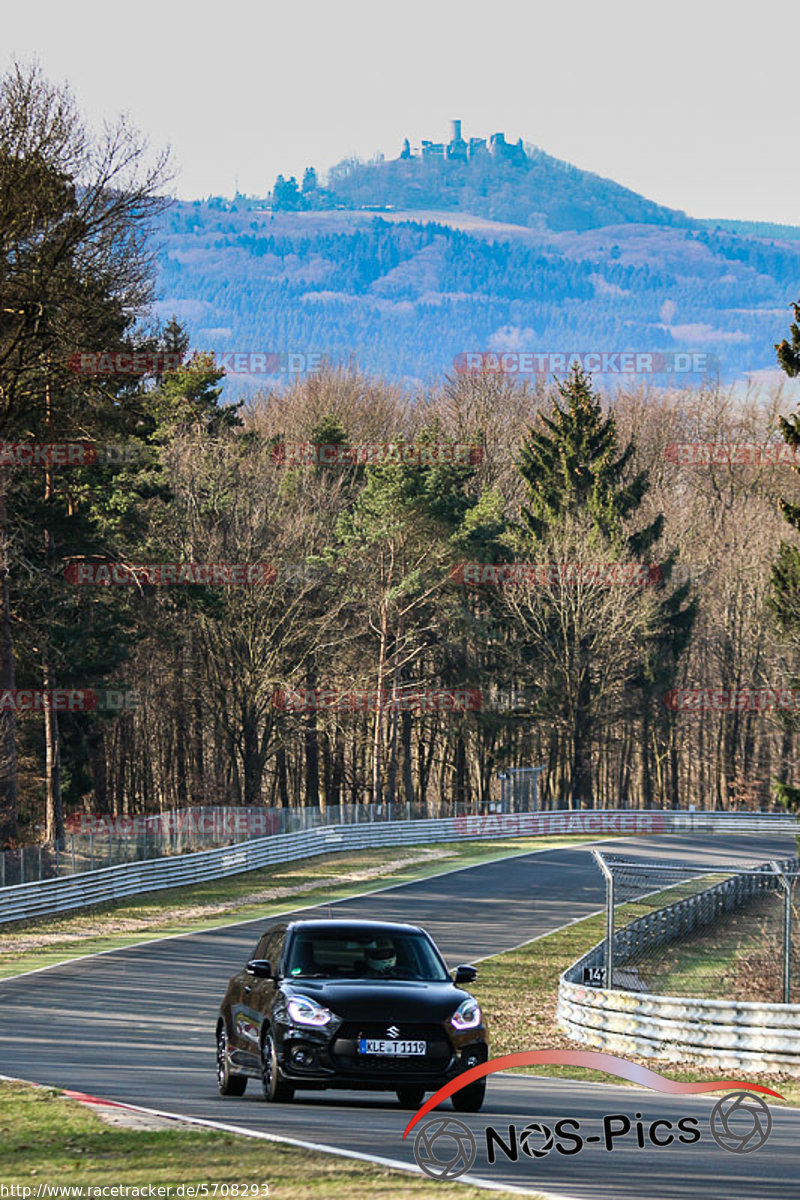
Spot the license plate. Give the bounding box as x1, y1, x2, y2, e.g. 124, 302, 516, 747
358, 1038, 426, 1056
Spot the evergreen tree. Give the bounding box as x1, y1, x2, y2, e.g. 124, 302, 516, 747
514, 365, 692, 808
519, 365, 663, 554
770, 304, 800, 809
0, 61, 168, 844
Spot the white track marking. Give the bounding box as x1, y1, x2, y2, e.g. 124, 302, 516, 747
0, 837, 612, 981
0, 1072, 582, 1200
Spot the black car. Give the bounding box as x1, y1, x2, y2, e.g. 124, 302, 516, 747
216, 918, 489, 1110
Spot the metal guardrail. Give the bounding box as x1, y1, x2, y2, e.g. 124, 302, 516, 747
1, 802, 473, 886
558, 855, 800, 1073
0, 807, 796, 927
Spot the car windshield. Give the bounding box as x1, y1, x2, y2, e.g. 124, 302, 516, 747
284, 929, 450, 981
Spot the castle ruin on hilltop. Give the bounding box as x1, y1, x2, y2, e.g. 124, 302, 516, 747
399, 120, 527, 165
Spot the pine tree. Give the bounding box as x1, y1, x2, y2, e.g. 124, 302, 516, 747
515, 365, 692, 809
0, 62, 168, 844
770, 305, 800, 808
519, 365, 663, 553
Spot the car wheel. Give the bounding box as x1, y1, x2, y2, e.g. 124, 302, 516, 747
451, 1079, 486, 1113
396, 1087, 425, 1109
261, 1030, 295, 1103
216, 1026, 247, 1096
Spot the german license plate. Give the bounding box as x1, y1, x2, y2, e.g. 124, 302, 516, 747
359, 1038, 426, 1056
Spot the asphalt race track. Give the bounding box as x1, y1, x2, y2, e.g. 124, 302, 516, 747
1, 834, 797, 1200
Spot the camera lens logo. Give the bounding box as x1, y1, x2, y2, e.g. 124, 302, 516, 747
413, 1117, 477, 1180
519, 1121, 555, 1157
709, 1091, 773, 1153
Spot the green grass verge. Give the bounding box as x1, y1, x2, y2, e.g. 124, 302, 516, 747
0, 1080, 535, 1199
0, 835, 602, 979
471, 908, 800, 1105
643, 892, 789, 1001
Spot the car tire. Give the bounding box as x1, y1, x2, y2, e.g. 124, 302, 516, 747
261, 1030, 295, 1103
396, 1087, 425, 1109
451, 1080, 486, 1113
216, 1026, 247, 1096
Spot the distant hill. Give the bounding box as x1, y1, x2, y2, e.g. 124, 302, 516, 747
152, 137, 800, 391
700, 217, 800, 243
317, 144, 690, 233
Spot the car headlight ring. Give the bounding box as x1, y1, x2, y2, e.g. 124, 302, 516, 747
287, 995, 334, 1027
450, 997, 482, 1030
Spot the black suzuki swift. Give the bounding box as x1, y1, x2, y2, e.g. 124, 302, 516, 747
216, 918, 489, 1110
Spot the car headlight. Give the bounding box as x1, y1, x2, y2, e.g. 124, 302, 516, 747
450, 997, 482, 1030
287, 995, 334, 1027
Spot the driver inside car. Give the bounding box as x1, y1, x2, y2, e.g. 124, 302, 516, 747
364, 937, 397, 975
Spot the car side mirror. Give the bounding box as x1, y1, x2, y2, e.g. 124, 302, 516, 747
454, 964, 477, 984
246, 958, 273, 979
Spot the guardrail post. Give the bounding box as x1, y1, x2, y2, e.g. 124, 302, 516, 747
771, 860, 792, 1004
592, 849, 614, 988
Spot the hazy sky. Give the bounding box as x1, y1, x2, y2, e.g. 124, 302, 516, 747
4, 0, 799, 224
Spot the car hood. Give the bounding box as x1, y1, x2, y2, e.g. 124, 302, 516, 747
283, 978, 474, 1022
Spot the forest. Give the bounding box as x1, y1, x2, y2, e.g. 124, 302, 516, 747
155, 200, 800, 386
2, 63, 800, 852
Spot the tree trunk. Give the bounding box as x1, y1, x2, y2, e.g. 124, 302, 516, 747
174, 644, 189, 809
275, 743, 289, 808
401, 709, 415, 808
371, 598, 389, 804
571, 658, 593, 808
43, 661, 65, 845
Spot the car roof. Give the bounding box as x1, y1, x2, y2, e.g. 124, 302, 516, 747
285, 918, 425, 936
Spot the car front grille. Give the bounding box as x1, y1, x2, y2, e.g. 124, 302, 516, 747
331, 1020, 452, 1074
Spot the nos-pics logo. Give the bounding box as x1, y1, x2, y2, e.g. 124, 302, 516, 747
412, 1093, 773, 1181
413, 1117, 477, 1180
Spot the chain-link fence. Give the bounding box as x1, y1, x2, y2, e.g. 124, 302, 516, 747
589, 849, 800, 1005
497, 765, 545, 810
1, 800, 498, 888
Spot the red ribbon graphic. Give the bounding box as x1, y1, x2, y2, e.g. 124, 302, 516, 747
402, 1049, 785, 1138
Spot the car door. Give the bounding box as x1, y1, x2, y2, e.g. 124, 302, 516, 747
248, 926, 287, 1038
226, 931, 273, 1069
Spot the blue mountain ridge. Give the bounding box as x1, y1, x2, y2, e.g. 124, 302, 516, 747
153, 140, 800, 390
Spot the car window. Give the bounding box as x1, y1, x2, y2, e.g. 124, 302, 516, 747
284, 930, 449, 981
253, 927, 284, 966
269, 928, 286, 974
